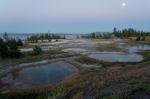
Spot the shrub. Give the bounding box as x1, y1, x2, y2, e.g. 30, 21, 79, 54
0, 37, 22, 59
33, 46, 43, 55
136, 36, 141, 41
17, 38, 23, 46
0, 38, 9, 58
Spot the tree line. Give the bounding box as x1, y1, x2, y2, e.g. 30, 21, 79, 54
82, 32, 112, 39
0, 33, 23, 59
82, 28, 150, 40
27, 33, 65, 43
113, 28, 150, 38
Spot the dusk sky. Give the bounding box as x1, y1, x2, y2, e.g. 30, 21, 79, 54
0, 0, 150, 33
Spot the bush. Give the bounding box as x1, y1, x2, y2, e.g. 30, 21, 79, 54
136, 36, 141, 41
33, 46, 43, 55
17, 38, 23, 46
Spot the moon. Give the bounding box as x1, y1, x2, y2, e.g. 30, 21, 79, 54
122, 2, 126, 7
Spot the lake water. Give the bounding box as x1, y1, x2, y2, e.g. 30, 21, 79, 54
1, 61, 78, 88
88, 52, 143, 62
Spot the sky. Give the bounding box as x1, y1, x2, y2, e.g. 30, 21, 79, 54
0, 0, 150, 33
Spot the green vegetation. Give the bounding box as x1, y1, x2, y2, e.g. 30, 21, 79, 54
33, 46, 43, 55
144, 57, 150, 62
0, 86, 68, 99
96, 44, 122, 52
75, 56, 102, 65
0, 50, 77, 68
141, 51, 150, 62
17, 38, 23, 46
102, 78, 150, 99
113, 28, 150, 38
82, 32, 112, 39
27, 33, 65, 43
82, 28, 150, 39
136, 36, 146, 41
0, 33, 23, 59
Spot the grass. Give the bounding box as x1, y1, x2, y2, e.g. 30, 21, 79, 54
96, 44, 122, 52
0, 50, 78, 71
74, 56, 102, 65
139, 50, 150, 62
0, 59, 150, 99
74, 56, 138, 68
127, 37, 150, 44
0, 86, 68, 99
102, 77, 150, 99
144, 57, 150, 62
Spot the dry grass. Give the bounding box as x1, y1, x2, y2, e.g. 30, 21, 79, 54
127, 37, 150, 44
0, 50, 77, 71
96, 44, 122, 52
58, 61, 150, 98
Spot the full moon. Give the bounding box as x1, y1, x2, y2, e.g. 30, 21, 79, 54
122, 2, 126, 7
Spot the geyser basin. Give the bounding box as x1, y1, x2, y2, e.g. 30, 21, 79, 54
1, 61, 78, 89
88, 53, 143, 62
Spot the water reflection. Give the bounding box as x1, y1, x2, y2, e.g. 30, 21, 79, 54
89, 52, 143, 62
1, 61, 78, 88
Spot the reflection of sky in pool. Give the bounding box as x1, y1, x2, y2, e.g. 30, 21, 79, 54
1, 61, 78, 88
118, 43, 150, 53
89, 53, 143, 62
127, 44, 150, 53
